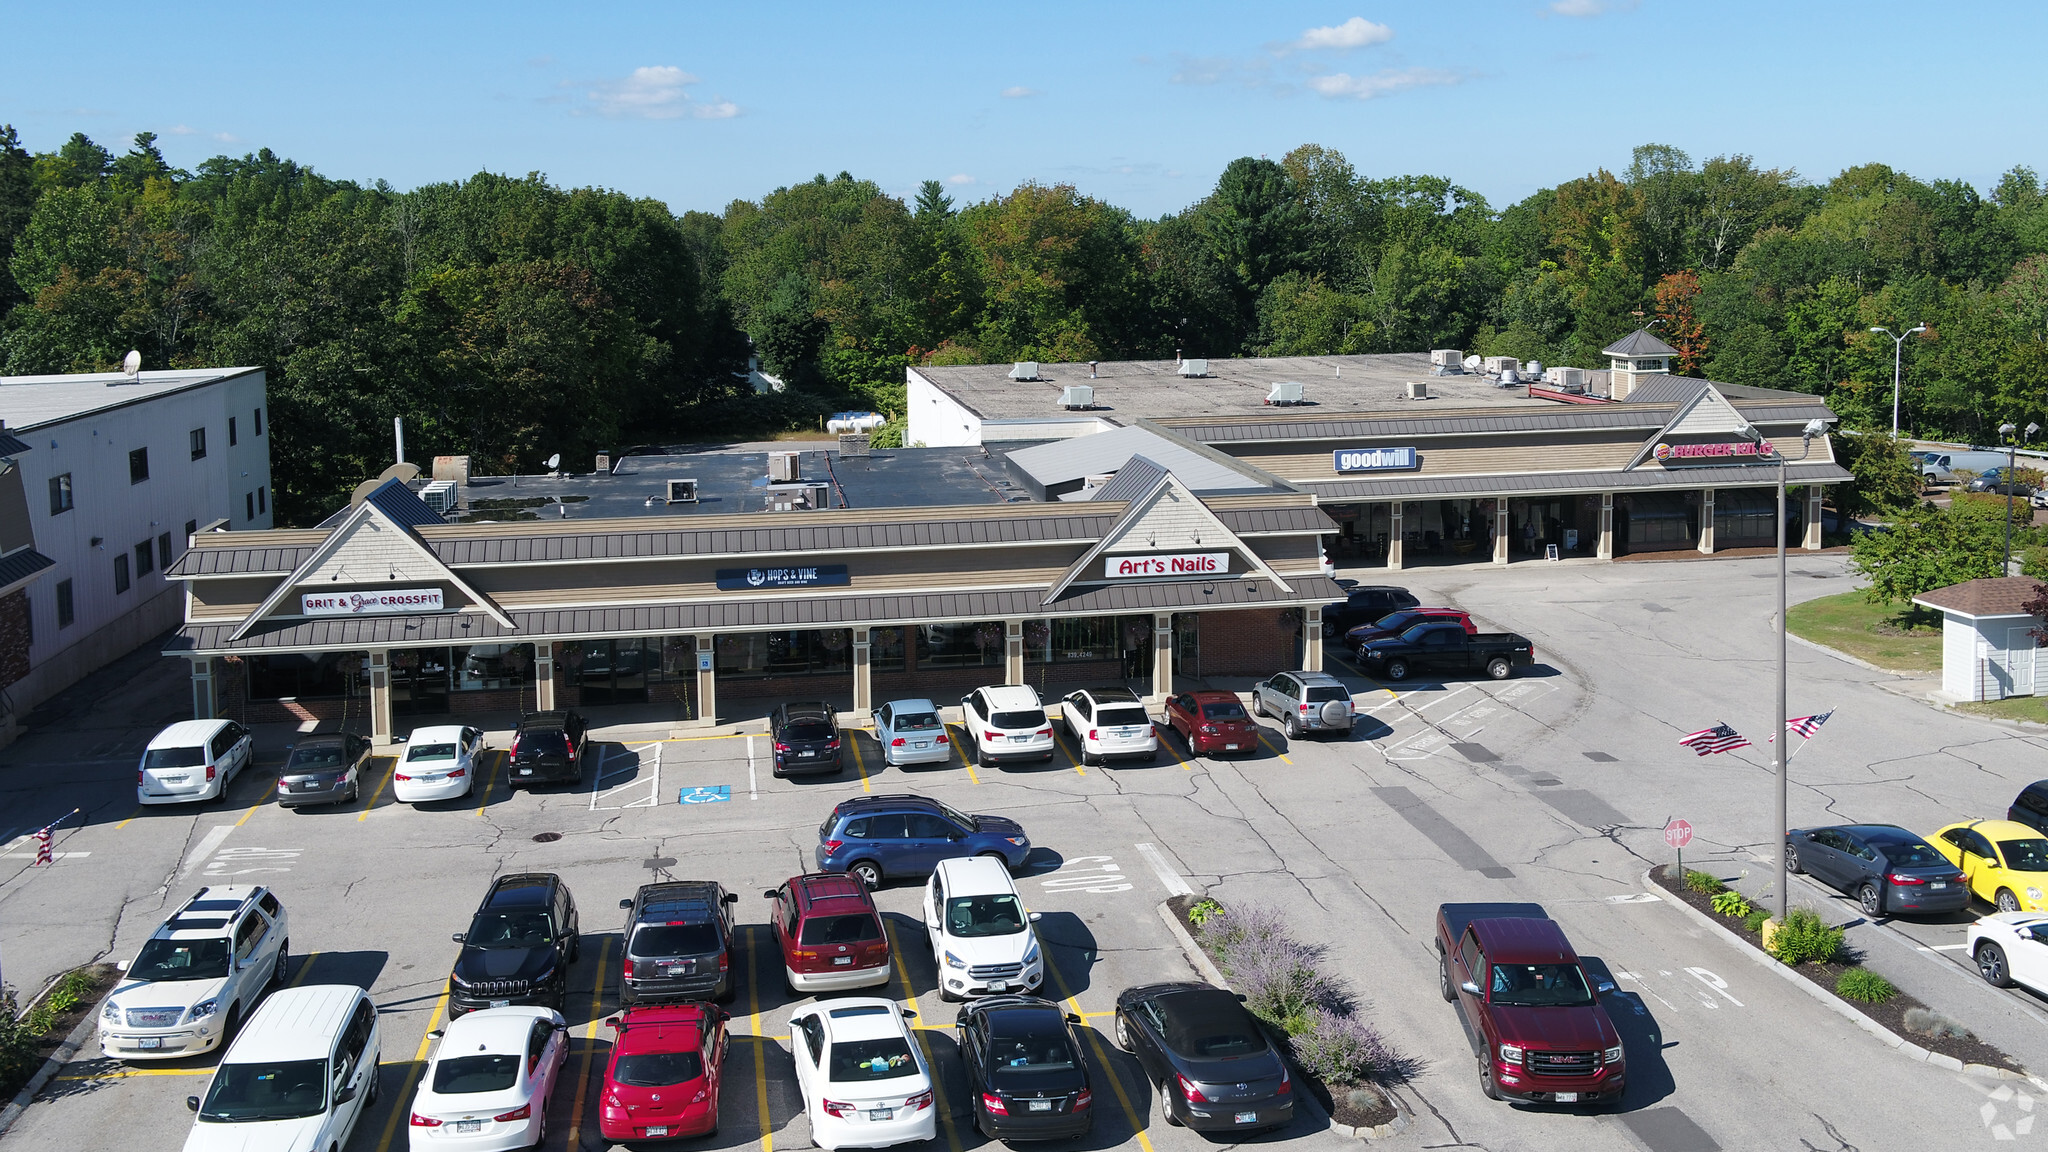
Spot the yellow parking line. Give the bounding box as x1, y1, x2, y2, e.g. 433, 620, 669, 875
371, 988, 449, 1152
473, 750, 501, 816
234, 796, 265, 826
357, 758, 394, 822
1052, 728, 1086, 775
567, 936, 614, 1141
286, 952, 319, 988
115, 807, 142, 830
1257, 731, 1294, 765
748, 925, 772, 1152
881, 921, 961, 1152
1043, 965, 1153, 1152
1161, 731, 1195, 772
54, 1065, 212, 1080
943, 724, 980, 785
850, 733, 872, 794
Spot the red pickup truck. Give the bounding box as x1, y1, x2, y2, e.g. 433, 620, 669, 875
1435, 903, 1625, 1106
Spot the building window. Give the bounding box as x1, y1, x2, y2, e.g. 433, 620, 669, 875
157, 532, 174, 569
228, 416, 238, 447
254, 407, 264, 436
869, 627, 907, 673
128, 447, 149, 484
257, 486, 267, 515
714, 630, 854, 679
55, 580, 73, 628
189, 427, 206, 460
113, 553, 130, 593
247, 651, 367, 701
184, 519, 197, 536
917, 622, 1005, 668
48, 474, 72, 515
134, 541, 154, 578
246, 493, 255, 522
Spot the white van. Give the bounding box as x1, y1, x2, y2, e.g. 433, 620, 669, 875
139, 720, 254, 805
1918, 449, 2008, 484
183, 984, 381, 1152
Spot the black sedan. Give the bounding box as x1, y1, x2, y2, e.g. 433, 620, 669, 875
956, 996, 1094, 1140
1786, 823, 1969, 916
275, 732, 372, 808
1113, 982, 1292, 1133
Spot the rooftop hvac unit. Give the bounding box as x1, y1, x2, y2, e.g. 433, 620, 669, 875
1498, 368, 1520, 388
1483, 355, 1521, 375
1177, 358, 1209, 378
1545, 366, 1589, 393
1058, 385, 1095, 410
1429, 349, 1464, 372
594, 453, 611, 474
806, 483, 830, 509
768, 451, 801, 483
419, 480, 458, 514
838, 433, 871, 458
666, 478, 699, 504
431, 455, 471, 484
1082, 473, 1116, 491
1009, 361, 1041, 381
1406, 380, 1431, 400
1266, 381, 1306, 405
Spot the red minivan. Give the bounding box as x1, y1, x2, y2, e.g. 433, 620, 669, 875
764, 873, 891, 993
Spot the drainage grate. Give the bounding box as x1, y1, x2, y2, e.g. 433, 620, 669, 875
532, 832, 562, 843
1583, 751, 1618, 763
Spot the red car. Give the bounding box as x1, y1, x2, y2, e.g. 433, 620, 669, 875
600, 1003, 728, 1142
764, 873, 891, 993
1164, 691, 1260, 755
1344, 608, 1474, 653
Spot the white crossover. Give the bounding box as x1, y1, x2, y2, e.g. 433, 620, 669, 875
923, 856, 1044, 1001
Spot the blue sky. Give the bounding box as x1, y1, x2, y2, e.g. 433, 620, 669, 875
6, 1, 2042, 218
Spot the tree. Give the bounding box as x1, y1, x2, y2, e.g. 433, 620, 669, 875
1651, 270, 1707, 374
31, 133, 113, 190
0, 126, 33, 312
1848, 499, 2008, 605
1203, 157, 1309, 329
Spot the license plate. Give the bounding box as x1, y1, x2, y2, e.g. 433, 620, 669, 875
1235, 1110, 1258, 1124
489, 999, 511, 1008
913, 741, 929, 750
800, 750, 815, 757
1930, 881, 1949, 889
833, 956, 853, 965
420, 775, 441, 783
453, 1119, 483, 1132
164, 776, 187, 784
646, 1127, 669, 1137
519, 768, 532, 775
1029, 1100, 1052, 1112
869, 1108, 893, 1121
1224, 744, 1240, 750
1553, 1092, 1579, 1103
987, 980, 1008, 992
137, 1037, 162, 1049
662, 964, 684, 975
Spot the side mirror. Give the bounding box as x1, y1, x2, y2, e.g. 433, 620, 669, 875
116, 958, 128, 972
604, 1015, 622, 1030
724, 893, 739, 904
619, 898, 634, 910
283, 744, 294, 751
763, 890, 780, 900
428, 1029, 444, 1038
717, 1009, 731, 1022
554, 1022, 569, 1032
900, 1008, 917, 1019
1460, 981, 1481, 996
1065, 1013, 1083, 1025
186, 1096, 200, 1113
333, 1083, 359, 1105
1596, 981, 1617, 995
451, 933, 466, 944
1028, 911, 1043, 923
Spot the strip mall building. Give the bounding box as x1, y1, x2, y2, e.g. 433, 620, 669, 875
168, 332, 1849, 737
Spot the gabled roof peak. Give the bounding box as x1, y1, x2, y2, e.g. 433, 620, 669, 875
1603, 329, 1680, 358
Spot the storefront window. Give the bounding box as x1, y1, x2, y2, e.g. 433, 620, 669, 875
1031, 618, 1123, 664
453, 643, 534, 691
1713, 489, 1779, 543
920, 622, 1004, 668
246, 651, 365, 700
1625, 494, 1695, 547
716, 630, 854, 678
870, 627, 908, 673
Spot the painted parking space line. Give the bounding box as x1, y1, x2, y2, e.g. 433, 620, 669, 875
474, 751, 502, 816
1038, 855, 1135, 894
370, 987, 449, 1152
1041, 962, 1154, 1152
1133, 843, 1194, 897
356, 757, 396, 822
565, 936, 615, 1148
881, 920, 964, 1152
590, 742, 663, 810
848, 731, 873, 794
178, 824, 236, 879
940, 724, 981, 785
1050, 727, 1087, 775
746, 924, 773, 1152
114, 807, 142, 829
1255, 731, 1294, 764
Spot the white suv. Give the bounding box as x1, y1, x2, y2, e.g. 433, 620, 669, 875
959, 685, 1055, 766
1060, 686, 1159, 766
923, 856, 1044, 1001
102, 886, 290, 1060
183, 984, 380, 1152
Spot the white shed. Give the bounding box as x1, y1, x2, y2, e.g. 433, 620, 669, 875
1912, 577, 2045, 701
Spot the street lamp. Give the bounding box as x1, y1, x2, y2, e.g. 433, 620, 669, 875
1749, 416, 1829, 924
1869, 325, 1926, 437
2001, 421, 2041, 574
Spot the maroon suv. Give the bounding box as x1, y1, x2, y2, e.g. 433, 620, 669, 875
764, 873, 890, 993
1164, 691, 1259, 755
1436, 903, 1625, 1105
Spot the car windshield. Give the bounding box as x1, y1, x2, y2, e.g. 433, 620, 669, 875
2000, 839, 2048, 872
1875, 840, 1944, 867
130, 936, 231, 982
407, 744, 457, 762
893, 712, 943, 732
1199, 700, 1249, 721
465, 909, 553, 949
631, 923, 721, 956
144, 746, 206, 769
936, 800, 975, 829
800, 913, 883, 946
1304, 687, 1349, 703
614, 1051, 704, 1086
828, 1038, 919, 1081
198, 1059, 329, 1122
286, 745, 344, 771
781, 720, 835, 741
1095, 706, 1150, 727
1489, 963, 1595, 1007
946, 894, 1027, 938
986, 1030, 1077, 1074
433, 1053, 520, 1094
991, 709, 1047, 730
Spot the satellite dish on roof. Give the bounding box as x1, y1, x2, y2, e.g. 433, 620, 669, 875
546, 453, 561, 471
378, 462, 421, 483
121, 350, 141, 379
349, 479, 382, 506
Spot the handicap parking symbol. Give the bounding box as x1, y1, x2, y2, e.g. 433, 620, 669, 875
679, 785, 732, 805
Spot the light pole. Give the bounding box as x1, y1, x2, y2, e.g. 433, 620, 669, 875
1870, 325, 1926, 437
2001, 422, 2041, 574
1751, 417, 1829, 924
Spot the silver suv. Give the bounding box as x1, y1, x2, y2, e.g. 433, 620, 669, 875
1251, 671, 1355, 739
100, 885, 290, 1059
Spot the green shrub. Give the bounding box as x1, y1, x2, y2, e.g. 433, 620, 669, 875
1684, 870, 1728, 895
1835, 968, 1899, 1004
1903, 1007, 1974, 1040
1742, 909, 1771, 934
1187, 898, 1225, 927
1292, 1009, 1393, 1084
1711, 890, 1753, 918
0, 993, 42, 1099
1768, 907, 1846, 966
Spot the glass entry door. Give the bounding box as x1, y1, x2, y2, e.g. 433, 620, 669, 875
569, 639, 653, 705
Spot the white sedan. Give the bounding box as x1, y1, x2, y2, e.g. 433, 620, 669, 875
789, 999, 935, 1150
1969, 912, 2048, 992
409, 1006, 567, 1149
393, 726, 486, 804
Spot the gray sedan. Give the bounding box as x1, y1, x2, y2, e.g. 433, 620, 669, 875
1786, 823, 1969, 916
1113, 982, 1294, 1133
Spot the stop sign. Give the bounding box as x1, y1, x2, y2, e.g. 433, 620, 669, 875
1664, 819, 1694, 849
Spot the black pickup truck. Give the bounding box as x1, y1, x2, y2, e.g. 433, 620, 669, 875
1355, 621, 1536, 681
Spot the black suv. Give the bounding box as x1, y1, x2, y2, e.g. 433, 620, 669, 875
769, 701, 843, 776
618, 881, 740, 1005
509, 710, 588, 788
1321, 585, 1419, 637
2010, 780, 2048, 835
448, 873, 581, 1017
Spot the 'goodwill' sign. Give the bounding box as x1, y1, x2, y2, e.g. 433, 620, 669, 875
301, 588, 445, 616
715, 564, 851, 591
1333, 447, 1419, 473
1104, 553, 1228, 578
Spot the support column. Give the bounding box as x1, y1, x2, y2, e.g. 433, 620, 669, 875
190, 658, 216, 719
695, 636, 717, 726
1698, 488, 1716, 554
534, 643, 556, 711
1151, 613, 1173, 701
368, 650, 392, 743
1387, 503, 1405, 570
1493, 501, 1510, 565
1804, 487, 1825, 550
851, 627, 872, 721
1597, 493, 1615, 560
1302, 607, 1324, 672
1004, 620, 1025, 684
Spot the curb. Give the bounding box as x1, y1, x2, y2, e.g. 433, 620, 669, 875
0, 1008, 97, 1140
1153, 903, 1413, 1142
1783, 630, 1924, 677
1641, 868, 2048, 1090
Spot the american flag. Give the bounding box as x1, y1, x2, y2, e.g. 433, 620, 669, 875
33, 827, 51, 867
1679, 723, 1751, 756
1787, 710, 1834, 740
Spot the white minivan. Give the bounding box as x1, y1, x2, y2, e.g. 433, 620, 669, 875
140, 719, 254, 805
923, 856, 1044, 1001
184, 984, 381, 1152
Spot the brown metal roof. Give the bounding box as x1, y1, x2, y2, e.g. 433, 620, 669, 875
1912, 577, 2045, 618
1214, 506, 1338, 534
168, 545, 322, 576
423, 510, 1121, 564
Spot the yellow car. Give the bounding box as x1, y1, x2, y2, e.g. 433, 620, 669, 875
1930, 820, 2048, 912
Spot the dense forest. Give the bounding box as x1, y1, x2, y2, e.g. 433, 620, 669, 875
3, 128, 2046, 526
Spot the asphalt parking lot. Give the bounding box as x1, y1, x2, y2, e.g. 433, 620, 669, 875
5, 552, 2048, 1152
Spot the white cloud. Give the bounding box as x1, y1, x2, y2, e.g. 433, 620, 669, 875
1307, 67, 1460, 99
1287, 16, 1394, 51
212, 132, 241, 143
166, 124, 197, 136
1001, 85, 1038, 98
1550, 0, 1638, 16
581, 65, 738, 120
947, 174, 977, 186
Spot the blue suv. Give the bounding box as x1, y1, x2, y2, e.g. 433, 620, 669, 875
817, 795, 1032, 889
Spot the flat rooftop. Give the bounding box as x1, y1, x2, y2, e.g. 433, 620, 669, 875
913, 354, 1559, 423
0, 367, 261, 430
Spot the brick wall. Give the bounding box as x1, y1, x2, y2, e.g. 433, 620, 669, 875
0, 590, 30, 692
1195, 608, 1304, 676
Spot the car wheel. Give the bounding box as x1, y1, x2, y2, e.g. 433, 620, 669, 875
1160, 1083, 1182, 1127
272, 939, 290, 989
222, 1003, 242, 1045
1284, 714, 1301, 740
1251, 695, 1265, 718
1857, 883, 1883, 917
1978, 941, 2016, 987
367, 1070, 379, 1105
850, 860, 883, 890
1479, 1057, 1502, 1101
1384, 658, 1411, 681
1114, 1013, 1133, 1051
1999, 888, 2022, 913
1485, 657, 1512, 680
1438, 949, 1455, 1003
1784, 843, 1803, 874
